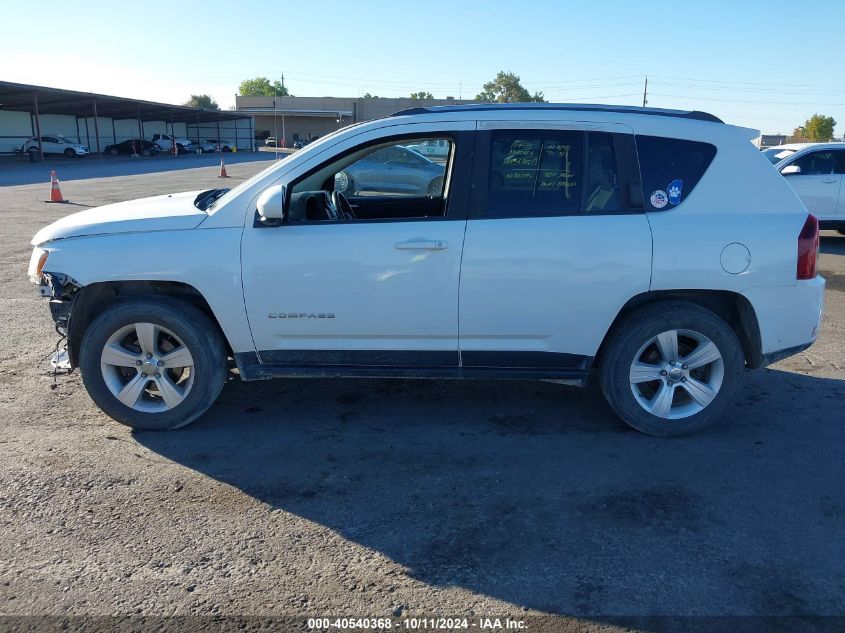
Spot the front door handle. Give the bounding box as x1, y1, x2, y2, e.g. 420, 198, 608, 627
822, 178, 838, 184
395, 239, 448, 251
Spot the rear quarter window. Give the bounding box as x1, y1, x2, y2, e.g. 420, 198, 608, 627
636, 136, 716, 210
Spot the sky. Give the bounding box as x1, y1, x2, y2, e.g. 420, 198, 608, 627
2, 0, 845, 136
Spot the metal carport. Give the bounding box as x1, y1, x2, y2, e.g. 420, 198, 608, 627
0, 81, 253, 161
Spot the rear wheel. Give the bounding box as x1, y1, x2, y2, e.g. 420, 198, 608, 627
599, 301, 744, 436
79, 299, 227, 430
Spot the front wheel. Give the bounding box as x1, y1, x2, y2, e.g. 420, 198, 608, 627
599, 301, 744, 436
79, 299, 228, 430
64, 148, 76, 158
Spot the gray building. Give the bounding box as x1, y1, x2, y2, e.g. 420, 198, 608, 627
236, 95, 475, 146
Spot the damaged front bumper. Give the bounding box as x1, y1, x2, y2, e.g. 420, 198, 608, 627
36, 270, 82, 372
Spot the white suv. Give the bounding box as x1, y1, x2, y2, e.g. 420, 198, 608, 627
28, 104, 825, 436
150, 133, 193, 153
763, 143, 845, 233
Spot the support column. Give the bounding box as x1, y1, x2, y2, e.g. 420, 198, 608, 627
85, 116, 90, 151
32, 90, 44, 162
234, 118, 239, 151
92, 96, 102, 159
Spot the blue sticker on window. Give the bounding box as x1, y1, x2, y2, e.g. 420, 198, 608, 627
667, 179, 683, 205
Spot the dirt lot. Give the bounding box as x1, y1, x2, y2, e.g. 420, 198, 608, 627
0, 161, 843, 631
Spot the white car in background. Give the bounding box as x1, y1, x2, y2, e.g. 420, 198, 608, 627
405, 138, 450, 159
150, 133, 193, 154
764, 142, 845, 233
22, 135, 89, 158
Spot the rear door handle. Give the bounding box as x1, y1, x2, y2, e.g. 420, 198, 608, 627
395, 239, 448, 250
822, 178, 838, 183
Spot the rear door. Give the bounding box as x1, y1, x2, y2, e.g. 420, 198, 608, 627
782, 150, 840, 221
835, 150, 845, 221
459, 121, 652, 372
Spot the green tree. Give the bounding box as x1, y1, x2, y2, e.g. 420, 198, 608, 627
475, 71, 545, 103
410, 91, 434, 99
183, 94, 219, 110
801, 114, 836, 141
238, 76, 290, 97
363, 92, 380, 99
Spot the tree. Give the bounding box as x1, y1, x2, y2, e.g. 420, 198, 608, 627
475, 71, 545, 103
801, 114, 836, 141
238, 76, 290, 97
362, 92, 380, 99
410, 91, 434, 100
183, 94, 219, 110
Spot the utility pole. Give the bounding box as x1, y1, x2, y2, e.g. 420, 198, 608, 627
642, 76, 648, 108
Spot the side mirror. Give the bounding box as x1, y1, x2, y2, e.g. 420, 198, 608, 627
256, 185, 286, 221
781, 164, 801, 176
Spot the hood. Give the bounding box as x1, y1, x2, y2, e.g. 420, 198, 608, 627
32, 190, 207, 245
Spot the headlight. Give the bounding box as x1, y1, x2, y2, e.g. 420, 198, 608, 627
28, 248, 49, 283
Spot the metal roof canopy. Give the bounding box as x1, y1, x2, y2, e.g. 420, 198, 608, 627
0, 80, 247, 124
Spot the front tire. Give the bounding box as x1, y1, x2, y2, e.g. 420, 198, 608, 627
64, 148, 76, 158
599, 301, 744, 436
79, 299, 227, 430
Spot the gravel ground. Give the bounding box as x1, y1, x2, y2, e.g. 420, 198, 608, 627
0, 161, 843, 631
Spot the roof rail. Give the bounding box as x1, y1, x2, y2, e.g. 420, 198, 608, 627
391, 103, 723, 124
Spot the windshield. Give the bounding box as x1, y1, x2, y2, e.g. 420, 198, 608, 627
206, 122, 367, 214
762, 148, 797, 164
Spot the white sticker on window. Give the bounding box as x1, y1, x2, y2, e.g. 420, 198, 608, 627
650, 190, 668, 209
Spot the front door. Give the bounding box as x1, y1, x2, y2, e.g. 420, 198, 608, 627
459, 122, 652, 372
241, 130, 473, 368
784, 150, 842, 222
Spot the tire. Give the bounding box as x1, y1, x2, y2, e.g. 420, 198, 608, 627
64, 148, 76, 158
599, 301, 744, 437
79, 298, 227, 431
427, 176, 444, 196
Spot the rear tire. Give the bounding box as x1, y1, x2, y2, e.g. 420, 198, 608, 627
599, 301, 744, 436
79, 298, 227, 431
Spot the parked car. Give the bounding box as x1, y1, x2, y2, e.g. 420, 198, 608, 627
22, 135, 88, 158
405, 138, 450, 159
767, 143, 845, 234
334, 143, 445, 197
205, 138, 231, 152
193, 139, 218, 153
264, 137, 277, 147
104, 139, 160, 156
28, 103, 825, 436
150, 133, 193, 154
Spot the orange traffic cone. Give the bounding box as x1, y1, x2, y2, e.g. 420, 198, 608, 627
218, 157, 229, 178
46, 170, 67, 203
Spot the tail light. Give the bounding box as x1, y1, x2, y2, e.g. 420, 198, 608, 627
797, 214, 820, 280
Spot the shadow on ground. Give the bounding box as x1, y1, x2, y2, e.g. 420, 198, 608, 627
135, 368, 845, 618
0, 152, 275, 186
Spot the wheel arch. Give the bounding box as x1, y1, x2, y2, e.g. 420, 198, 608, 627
67, 280, 232, 368
596, 289, 763, 369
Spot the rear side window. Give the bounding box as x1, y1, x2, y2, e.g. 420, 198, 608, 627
487, 130, 584, 217
636, 136, 716, 210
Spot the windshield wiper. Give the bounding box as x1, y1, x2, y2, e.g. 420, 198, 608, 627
194, 188, 230, 211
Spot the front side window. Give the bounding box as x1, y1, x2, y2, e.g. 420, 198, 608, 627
487, 130, 584, 217
791, 150, 836, 176
636, 135, 716, 211
288, 136, 454, 221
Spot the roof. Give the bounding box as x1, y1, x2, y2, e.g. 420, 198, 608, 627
391, 102, 723, 123
0, 80, 249, 124
764, 142, 845, 151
